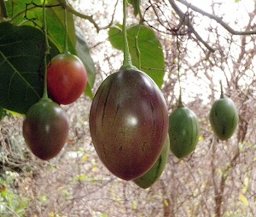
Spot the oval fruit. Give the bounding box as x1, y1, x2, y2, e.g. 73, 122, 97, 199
169, 106, 199, 158
89, 68, 168, 180
23, 98, 69, 160
209, 96, 238, 140
47, 52, 88, 105
134, 136, 170, 189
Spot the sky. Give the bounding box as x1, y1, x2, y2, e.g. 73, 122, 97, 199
75, 0, 256, 104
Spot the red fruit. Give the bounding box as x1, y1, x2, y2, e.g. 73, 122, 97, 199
89, 68, 169, 181
23, 98, 69, 160
47, 52, 88, 104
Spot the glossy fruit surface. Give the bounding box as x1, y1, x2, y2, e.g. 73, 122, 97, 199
169, 106, 199, 158
23, 98, 69, 160
209, 96, 238, 140
47, 52, 88, 105
134, 136, 170, 189
89, 68, 168, 180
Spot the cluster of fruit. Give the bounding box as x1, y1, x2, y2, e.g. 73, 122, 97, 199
22, 53, 88, 160
89, 67, 239, 189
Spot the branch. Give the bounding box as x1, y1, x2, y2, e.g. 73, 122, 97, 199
58, 0, 118, 33
177, 0, 256, 35
168, 0, 215, 52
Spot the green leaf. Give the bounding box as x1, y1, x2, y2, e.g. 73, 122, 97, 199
128, 0, 141, 17
0, 22, 59, 114
6, 0, 76, 53
76, 29, 96, 99
109, 24, 165, 87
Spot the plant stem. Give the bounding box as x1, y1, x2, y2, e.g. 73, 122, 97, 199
122, 0, 133, 69
42, 0, 50, 99
220, 80, 224, 98
178, 86, 184, 107
0, 0, 8, 18
64, 7, 69, 53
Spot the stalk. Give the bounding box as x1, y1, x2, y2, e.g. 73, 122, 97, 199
220, 81, 224, 98
42, 0, 50, 99
64, 7, 69, 53
122, 0, 133, 69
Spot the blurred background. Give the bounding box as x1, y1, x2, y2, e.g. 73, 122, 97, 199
1, 0, 256, 216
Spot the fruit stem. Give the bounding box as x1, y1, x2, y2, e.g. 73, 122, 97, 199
42, 0, 50, 99
0, 0, 8, 19
178, 87, 184, 107
121, 0, 134, 70
64, 6, 69, 53
220, 80, 224, 98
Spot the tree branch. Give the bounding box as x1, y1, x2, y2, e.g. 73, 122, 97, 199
168, 0, 215, 52
177, 0, 256, 35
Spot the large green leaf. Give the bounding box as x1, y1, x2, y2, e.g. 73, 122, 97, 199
108, 24, 165, 87
0, 22, 59, 114
76, 29, 96, 99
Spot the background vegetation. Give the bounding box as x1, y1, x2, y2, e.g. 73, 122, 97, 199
1, 0, 256, 216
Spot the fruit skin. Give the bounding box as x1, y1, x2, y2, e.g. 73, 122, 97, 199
209, 96, 238, 140
169, 106, 199, 158
89, 68, 168, 181
134, 136, 170, 189
23, 98, 69, 160
47, 52, 88, 105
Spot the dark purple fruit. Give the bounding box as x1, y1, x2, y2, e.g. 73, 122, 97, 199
23, 98, 69, 160
89, 68, 168, 180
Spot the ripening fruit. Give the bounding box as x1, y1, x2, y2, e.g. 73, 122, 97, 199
169, 105, 199, 158
209, 95, 239, 140
134, 135, 170, 189
89, 68, 168, 180
23, 98, 69, 160
47, 52, 88, 105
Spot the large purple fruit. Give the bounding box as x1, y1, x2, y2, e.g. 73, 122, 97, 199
89, 68, 168, 180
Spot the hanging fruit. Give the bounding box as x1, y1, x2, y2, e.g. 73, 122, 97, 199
168, 96, 199, 159
134, 135, 170, 189
89, 0, 168, 181
23, 98, 69, 160
47, 8, 88, 105
22, 1, 69, 160
89, 68, 168, 180
209, 82, 239, 140
47, 52, 88, 105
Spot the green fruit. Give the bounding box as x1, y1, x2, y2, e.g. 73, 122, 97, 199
134, 136, 170, 189
169, 106, 199, 158
209, 96, 238, 140
89, 68, 168, 181
23, 98, 69, 160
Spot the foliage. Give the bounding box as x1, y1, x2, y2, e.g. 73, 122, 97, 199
109, 24, 165, 87
0, 22, 59, 114
0, 0, 96, 114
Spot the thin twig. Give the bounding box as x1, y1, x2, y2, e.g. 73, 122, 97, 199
177, 0, 256, 35
168, 0, 215, 52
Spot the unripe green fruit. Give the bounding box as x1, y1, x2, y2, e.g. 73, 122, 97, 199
134, 136, 170, 189
169, 106, 199, 158
209, 96, 238, 140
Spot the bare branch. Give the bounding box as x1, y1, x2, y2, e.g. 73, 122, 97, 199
177, 0, 256, 35
168, 0, 215, 52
